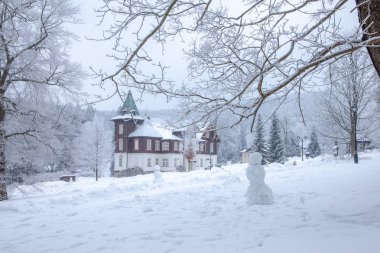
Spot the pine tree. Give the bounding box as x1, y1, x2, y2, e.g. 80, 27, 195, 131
308, 131, 321, 158
253, 115, 269, 164
268, 114, 285, 164
287, 131, 301, 157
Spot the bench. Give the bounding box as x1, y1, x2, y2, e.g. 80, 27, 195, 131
59, 175, 76, 182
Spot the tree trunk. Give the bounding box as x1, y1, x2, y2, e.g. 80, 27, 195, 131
356, 0, 380, 77
350, 130, 355, 157
0, 93, 8, 201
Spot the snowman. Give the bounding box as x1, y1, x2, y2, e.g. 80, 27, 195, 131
246, 152, 273, 205
153, 165, 164, 184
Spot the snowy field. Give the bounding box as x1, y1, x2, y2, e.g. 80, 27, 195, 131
1, 152, 380, 253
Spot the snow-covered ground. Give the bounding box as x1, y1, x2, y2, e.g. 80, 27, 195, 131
1, 152, 380, 253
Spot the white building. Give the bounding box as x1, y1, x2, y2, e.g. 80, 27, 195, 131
112, 91, 219, 173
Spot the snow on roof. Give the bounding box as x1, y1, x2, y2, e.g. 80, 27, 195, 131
196, 133, 206, 142
241, 147, 254, 153
154, 126, 182, 141
128, 119, 182, 140
173, 127, 187, 132
128, 121, 162, 138
357, 135, 370, 142
111, 113, 144, 121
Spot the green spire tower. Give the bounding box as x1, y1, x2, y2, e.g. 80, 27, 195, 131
121, 90, 140, 115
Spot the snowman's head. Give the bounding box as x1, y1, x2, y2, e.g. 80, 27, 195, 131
249, 152, 262, 165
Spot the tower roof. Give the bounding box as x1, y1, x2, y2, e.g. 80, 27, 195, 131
121, 90, 140, 115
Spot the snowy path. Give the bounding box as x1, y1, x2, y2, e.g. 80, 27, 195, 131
1, 152, 380, 253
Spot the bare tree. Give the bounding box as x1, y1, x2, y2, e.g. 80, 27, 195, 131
93, 1, 380, 127
176, 125, 197, 172
0, 0, 81, 200
184, 142, 195, 172
316, 50, 378, 159
73, 115, 113, 180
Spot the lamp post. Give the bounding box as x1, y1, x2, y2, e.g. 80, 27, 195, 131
352, 104, 358, 163
208, 134, 217, 169
209, 142, 212, 169
297, 136, 307, 161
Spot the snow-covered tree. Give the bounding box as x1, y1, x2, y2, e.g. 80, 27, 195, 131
5, 89, 90, 179
184, 142, 195, 172
73, 115, 113, 180
175, 125, 197, 172
215, 111, 246, 164
253, 115, 269, 164
54, 104, 87, 171
268, 114, 285, 164
308, 131, 322, 158
217, 125, 241, 164
0, 0, 81, 200
287, 131, 301, 157
93, 0, 380, 133
316, 51, 378, 159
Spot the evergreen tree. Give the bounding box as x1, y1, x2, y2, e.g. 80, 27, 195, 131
308, 131, 321, 158
287, 131, 301, 157
268, 114, 285, 164
253, 115, 269, 164
218, 125, 240, 163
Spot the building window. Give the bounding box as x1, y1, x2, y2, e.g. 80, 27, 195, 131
155, 140, 160, 151
155, 158, 159, 166
118, 139, 123, 151
205, 132, 209, 138
199, 143, 204, 152
162, 141, 169, 151
118, 123, 123, 134
174, 158, 178, 167
162, 158, 169, 167
118, 155, 123, 167
173, 141, 178, 151
210, 142, 214, 153
200, 158, 203, 167
147, 139, 152, 151
147, 158, 151, 167
134, 138, 139, 150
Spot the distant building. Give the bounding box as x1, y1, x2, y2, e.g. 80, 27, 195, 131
241, 147, 254, 163
111, 91, 218, 172
357, 138, 372, 151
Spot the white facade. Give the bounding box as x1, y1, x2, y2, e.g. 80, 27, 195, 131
114, 153, 217, 172
114, 153, 184, 172
193, 154, 218, 169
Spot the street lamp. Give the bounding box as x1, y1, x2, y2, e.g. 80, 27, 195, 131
352, 104, 358, 163
208, 134, 218, 169
297, 136, 307, 161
